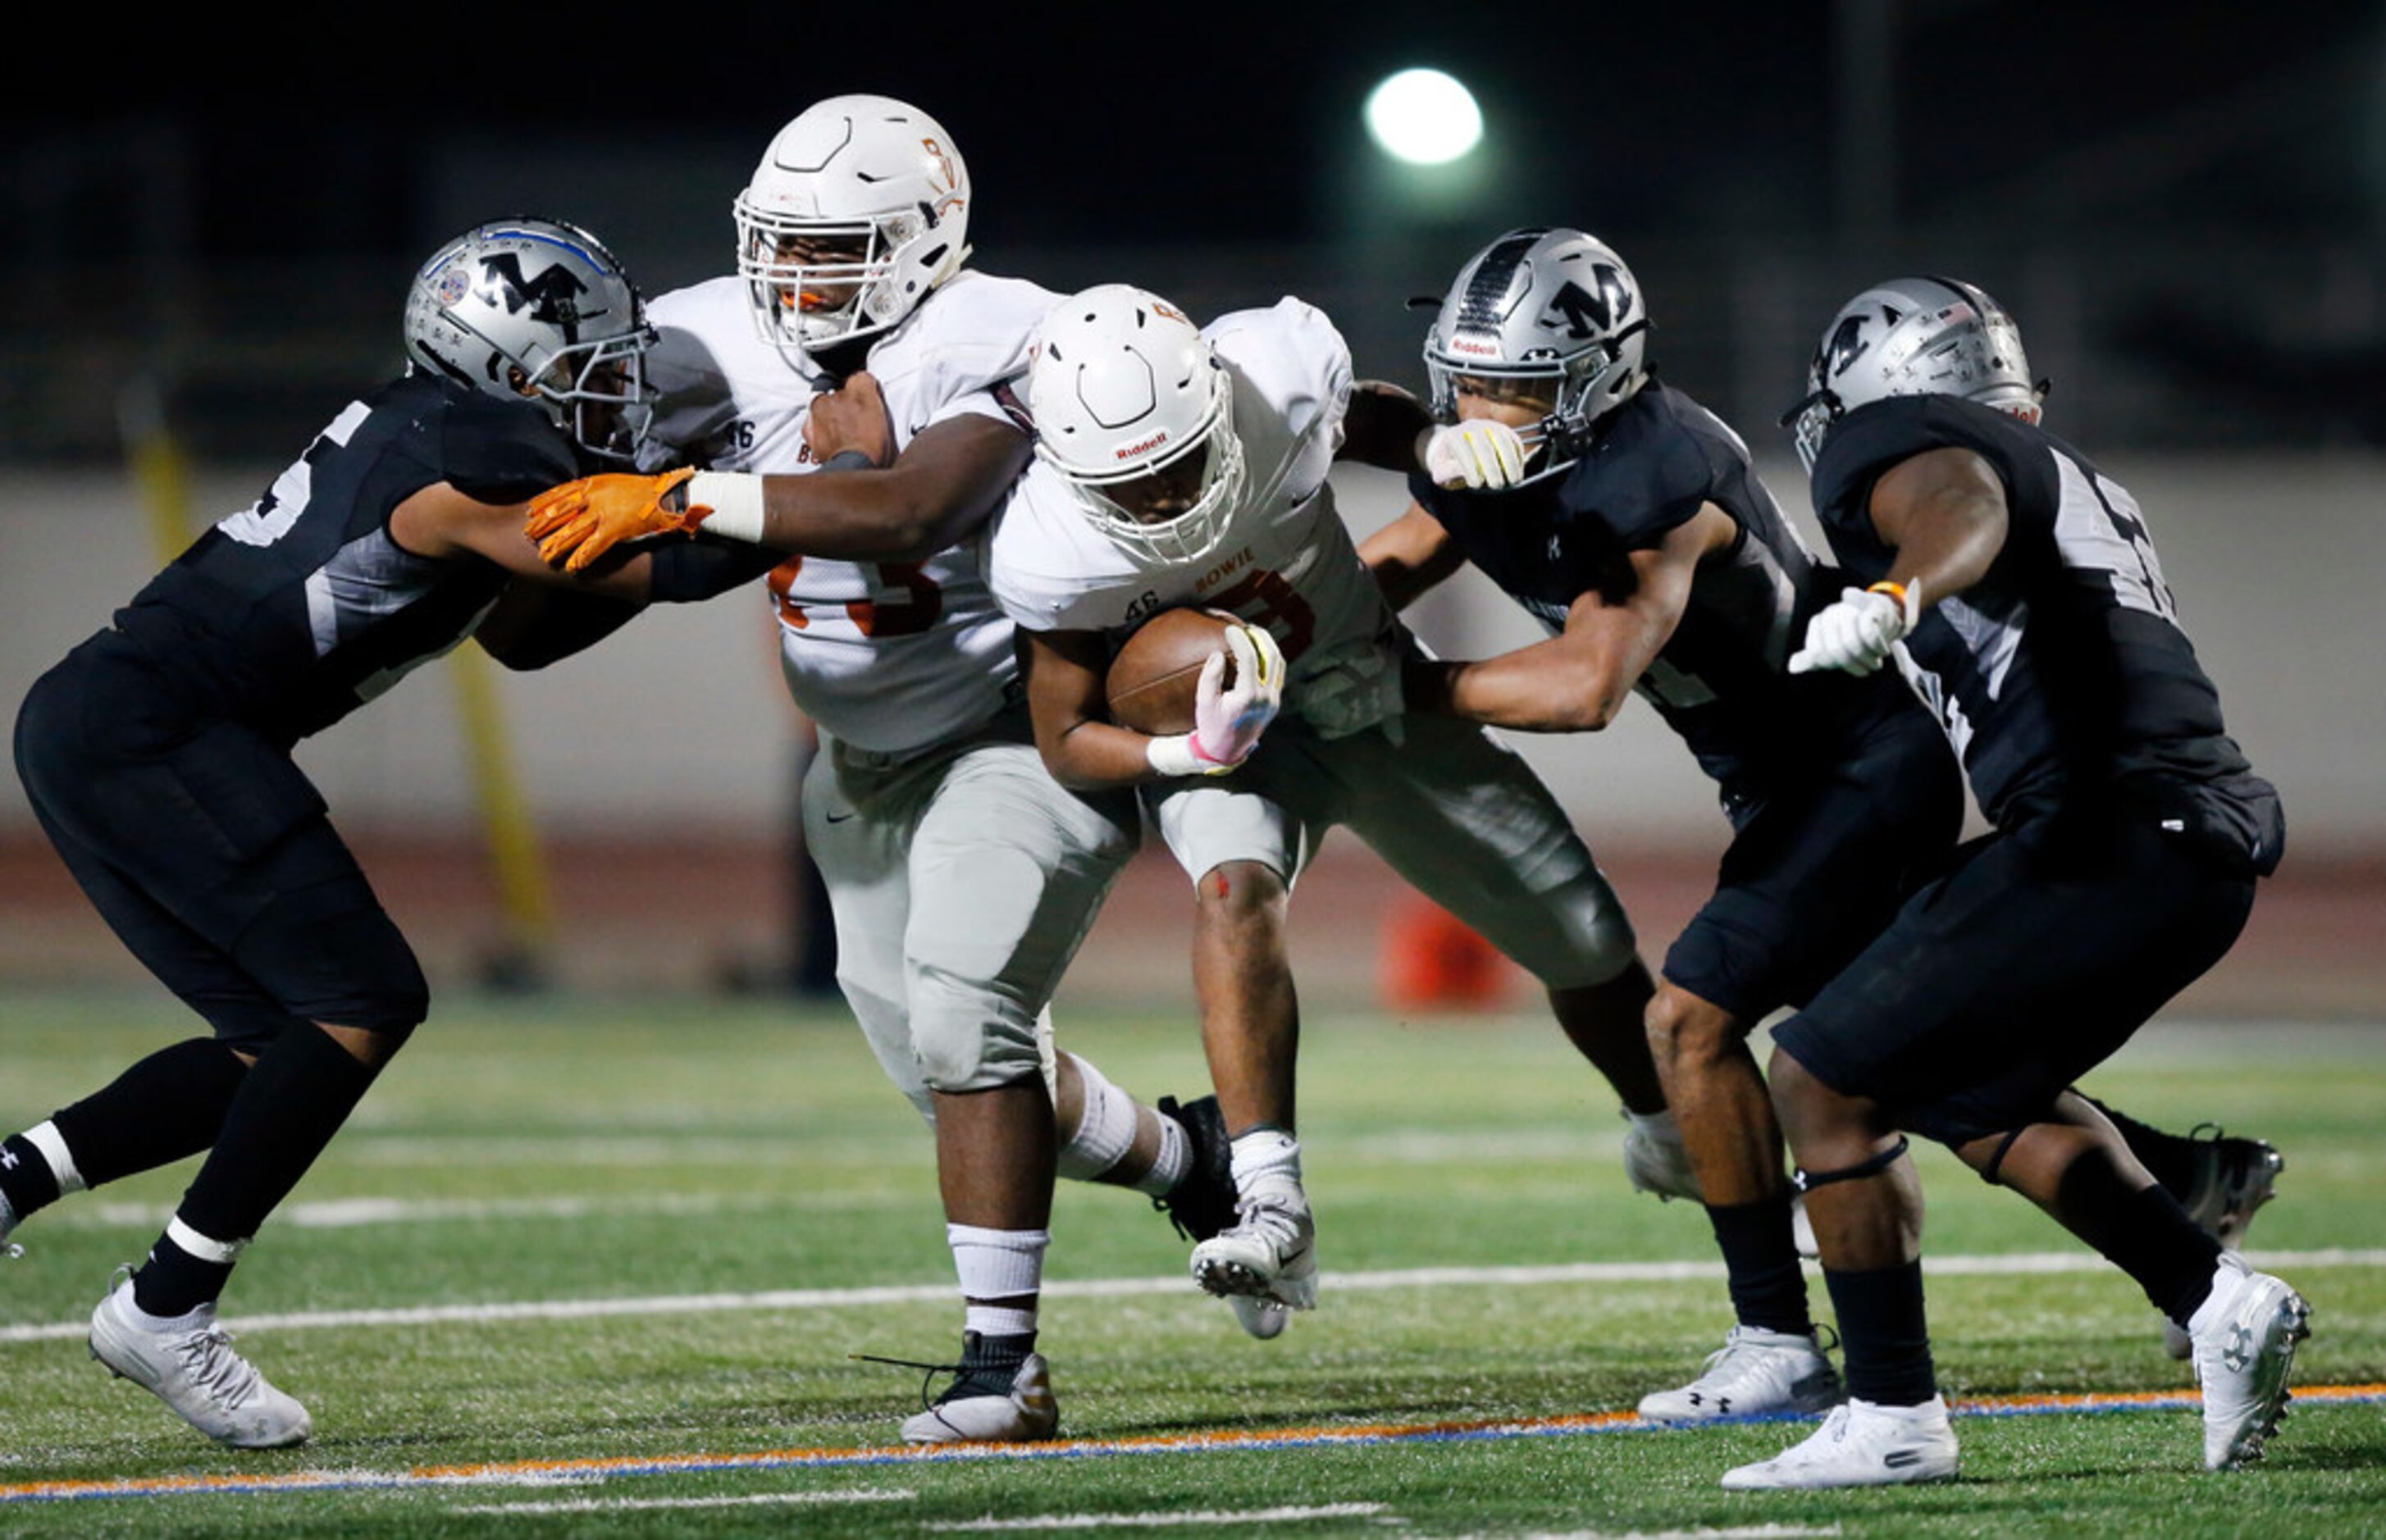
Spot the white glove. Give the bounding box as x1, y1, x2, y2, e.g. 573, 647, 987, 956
1147, 623, 1285, 776
1787, 584, 1917, 677
1424, 419, 1531, 490
1297, 642, 1405, 742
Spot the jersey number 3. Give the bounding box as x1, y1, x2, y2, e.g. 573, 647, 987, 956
767, 558, 944, 638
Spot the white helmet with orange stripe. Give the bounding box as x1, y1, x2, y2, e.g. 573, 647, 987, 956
733, 94, 972, 358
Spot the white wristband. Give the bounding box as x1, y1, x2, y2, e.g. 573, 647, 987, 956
1146, 732, 1217, 777
683, 472, 768, 544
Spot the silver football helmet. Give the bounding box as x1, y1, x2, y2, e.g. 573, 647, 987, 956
1029, 284, 1247, 566
404, 218, 657, 461
1422, 226, 1650, 472
734, 94, 972, 358
1789, 276, 2044, 471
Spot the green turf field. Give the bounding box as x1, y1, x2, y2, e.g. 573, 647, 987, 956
1, 989, 2381, 1535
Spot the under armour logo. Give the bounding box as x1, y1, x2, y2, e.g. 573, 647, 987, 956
0, 1147, 16, 1170
477, 254, 591, 339
2224, 1324, 2253, 1373
1547, 534, 1563, 561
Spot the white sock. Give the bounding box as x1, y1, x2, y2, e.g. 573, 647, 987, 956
1230, 1128, 1302, 1201
948, 1223, 1047, 1337
2186, 1255, 2245, 1338
1055, 1058, 1141, 1182
1137, 1114, 1190, 1198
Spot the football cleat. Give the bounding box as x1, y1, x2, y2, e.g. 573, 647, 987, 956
896, 1334, 1059, 1445
1, 1190, 21, 1260
1638, 1325, 1844, 1424
2163, 1129, 2287, 1359
1152, 1094, 1239, 1243
1622, 1111, 1702, 1203
1191, 1186, 1317, 1312
88, 1273, 312, 1448
2189, 1252, 2309, 1471
1719, 1395, 1959, 1490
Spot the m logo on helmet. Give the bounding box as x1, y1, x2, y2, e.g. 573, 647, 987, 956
1542, 265, 1636, 341
477, 254, 591, 342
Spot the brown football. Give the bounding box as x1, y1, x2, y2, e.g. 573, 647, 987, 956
1105, 608, 1239, 735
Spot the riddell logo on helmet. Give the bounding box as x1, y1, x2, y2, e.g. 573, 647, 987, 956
1450, 336, 1499, 356
1115, 431, 1170, 460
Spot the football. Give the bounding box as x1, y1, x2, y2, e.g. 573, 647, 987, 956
1105, 608, 1239, 735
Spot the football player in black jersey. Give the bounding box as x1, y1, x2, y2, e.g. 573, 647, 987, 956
0, 219, 713, 1447
1721, 277, 2305, 1488
1357, 231, 2288, 1468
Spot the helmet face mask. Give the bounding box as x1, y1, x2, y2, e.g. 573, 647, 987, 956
1029, 285, 1248, 567
1790, 276, 2044, 472
734, 94, 970, 358
1423, 226, 1650, 476
404, 218, 657, 461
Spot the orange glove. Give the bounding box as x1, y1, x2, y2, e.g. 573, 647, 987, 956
524, 467, 700, 572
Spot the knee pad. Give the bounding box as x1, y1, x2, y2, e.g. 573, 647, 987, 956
1792, 1135, 1910, 1194
909, 968, 1042, 1094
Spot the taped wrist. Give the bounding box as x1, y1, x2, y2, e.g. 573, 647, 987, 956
682, 472, 768, 543
1147, 732, 1230, 777
1792, 1135, 1911, 1194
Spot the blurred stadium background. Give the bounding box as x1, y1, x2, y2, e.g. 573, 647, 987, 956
4, 0, 2383, 1017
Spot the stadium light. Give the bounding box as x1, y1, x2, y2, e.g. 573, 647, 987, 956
1364, 68, 1483, 166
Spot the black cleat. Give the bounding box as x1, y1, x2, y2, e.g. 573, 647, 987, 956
1152, 1094, 1237, 1243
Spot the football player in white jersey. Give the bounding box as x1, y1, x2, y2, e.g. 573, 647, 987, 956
524, 97, 1234, 1442
977, 285, 1690, 1328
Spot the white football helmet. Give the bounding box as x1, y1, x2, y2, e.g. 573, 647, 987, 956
734, 94, 971, 358
1029, 285, 1248, 566
404, 217, 656, 461
1422, 226, 1650, 473
1789, 276, 2044, 471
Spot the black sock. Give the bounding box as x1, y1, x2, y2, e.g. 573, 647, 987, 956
2055, 1151, 2224, 1324
1823, 1260, 1937, 1406
0, 1134, 62, 1217
131, 1233, 237, 1317
2081, 1096, 2202, 1201
1707, 1194, 1812, 1335
52, 1038, 251, 1187
132, 1026, 384, 1316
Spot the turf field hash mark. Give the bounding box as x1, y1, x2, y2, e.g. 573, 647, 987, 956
451, 1487, 915, 1515
5, 1247, 2380, 1344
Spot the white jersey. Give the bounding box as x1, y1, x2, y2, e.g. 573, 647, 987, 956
642, 271, 1056, 754
983, 298, 1395, 694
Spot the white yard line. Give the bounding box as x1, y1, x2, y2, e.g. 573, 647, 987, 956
934, 1503, 1390, 1530
2, 1247, 2379, 1346
452, 1487, 913, 1516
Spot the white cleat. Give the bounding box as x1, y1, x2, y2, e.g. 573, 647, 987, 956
1639, 1326, 1845, 1424
88, 1276, 312, 1448
1190, 1187, 1317, 1313
2163, 1134, 2286, 1359
1721, 1395, 1959, 1490
898, 1351, 1059, 1445
1229, 1295, 1291, 1341
2189, 1252, 2310, 1471
1622, 1112, 1702, 1203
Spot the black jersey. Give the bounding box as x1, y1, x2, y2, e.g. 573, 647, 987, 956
111, 374, 579, 743
1809, 393, 2280, 869
1412, 382, 1913, 804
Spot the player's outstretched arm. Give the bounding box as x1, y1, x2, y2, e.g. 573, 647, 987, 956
1409, 503, 1731, 731
1358, 503, 1467, 611
1789, 447, 2008, 676
1336, 380, 1435, 473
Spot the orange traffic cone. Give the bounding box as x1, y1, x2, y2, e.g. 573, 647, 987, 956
1380, 895, 1508, 1009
